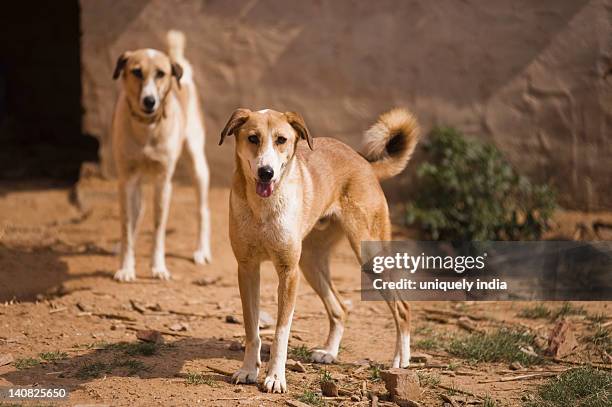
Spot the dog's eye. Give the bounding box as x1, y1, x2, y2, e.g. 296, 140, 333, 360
276, 136, 287, 145
248, 135, 259, 145
131, 68, 143, 79
156, 70, 165, 79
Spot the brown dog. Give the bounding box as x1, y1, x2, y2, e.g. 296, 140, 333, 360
219, 108, 419, 392
111, 31, 211, 282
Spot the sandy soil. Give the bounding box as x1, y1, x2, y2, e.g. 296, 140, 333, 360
0, 176, 610, 406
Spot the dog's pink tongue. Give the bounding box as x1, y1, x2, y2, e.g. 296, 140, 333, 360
256, 182, 274, 198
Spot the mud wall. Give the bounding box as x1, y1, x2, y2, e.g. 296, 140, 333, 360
80, 0, 612, 210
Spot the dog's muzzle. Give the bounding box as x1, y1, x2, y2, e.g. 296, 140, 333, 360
256, 166, 275, 198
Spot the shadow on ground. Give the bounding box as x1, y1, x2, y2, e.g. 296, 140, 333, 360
0, 337, 246, 390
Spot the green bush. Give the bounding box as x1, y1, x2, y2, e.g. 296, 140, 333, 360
406, 127, 556, 241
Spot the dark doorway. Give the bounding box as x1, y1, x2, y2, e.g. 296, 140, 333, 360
0, 1, 97, 182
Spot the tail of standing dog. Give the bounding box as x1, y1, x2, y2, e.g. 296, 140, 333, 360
166, 30, 186, 61
361, 108, 420, 181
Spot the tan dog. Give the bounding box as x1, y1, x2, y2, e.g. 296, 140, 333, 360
111, 31, 211, 282
219, 107, 419, 392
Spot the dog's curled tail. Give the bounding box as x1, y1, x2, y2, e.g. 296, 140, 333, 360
361, 108, 420, 181
166, 30, 186, 61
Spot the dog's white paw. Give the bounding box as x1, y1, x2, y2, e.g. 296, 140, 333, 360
114, 268, 136, 282
152, 267, 172, 280
263, 372, 287, 393
231, 367, 259, 384
311, 349, 337, 364
193, 249, 211, 265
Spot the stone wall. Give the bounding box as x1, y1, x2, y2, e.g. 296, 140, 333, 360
80, 0, 612, 210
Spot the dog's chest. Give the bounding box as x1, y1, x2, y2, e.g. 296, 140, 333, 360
231, 189, 302, 251
126, 119, 181, 174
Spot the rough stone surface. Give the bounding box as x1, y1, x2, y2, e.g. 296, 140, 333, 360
80, 0, 612, 210
380, 368, 421, 401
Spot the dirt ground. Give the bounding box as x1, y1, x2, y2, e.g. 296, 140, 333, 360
0, 175, 610, 407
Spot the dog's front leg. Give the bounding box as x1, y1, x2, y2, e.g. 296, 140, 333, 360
232, 260, 261, 384
114, 176, 142, 282
151, 175, 173, 280
264, 261, 299, 393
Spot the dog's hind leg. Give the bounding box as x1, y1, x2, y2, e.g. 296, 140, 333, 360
340, 206, 412, 368
300, 224, 347, 364
151, 174, 173, 280
115, 175, 143, 282
185, 129, 212, 265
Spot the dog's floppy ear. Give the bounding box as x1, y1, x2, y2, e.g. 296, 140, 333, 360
285, 111, 313, 150
219, 108, 251, 145
113, 52, 129, 80
171, 62, 183, 88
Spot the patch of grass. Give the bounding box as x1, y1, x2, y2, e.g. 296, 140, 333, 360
445, 383, 459, 396
447, 361, 461, 371
588, 313, 608, 324
417, 371, 440, 388
587, 325, 612, 353
320, 369, 333, 383
518, 304, 551, 319
185, 372, 217, 386
368, 363, 383, 382
449, 329, 542, 366
552, 302, 586, 320
14, 357, 41, 369
76, 361, 111, 379
415, 338, 442, 351
105, 341, 159, 356
524, 367, 612, 407
297, 390, 325, 406
482, 395, 499, 407
75, 359, 149, 379
289, 345, 311, 362
39, 351, 68, 362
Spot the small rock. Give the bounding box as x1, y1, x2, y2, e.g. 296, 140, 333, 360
0, 353, 14, 367
287, 360, 306, 373
147, 303, 162, 312
546, 320, 578, 358
510, 361, 524, 370
259, 311, 275, 329
380, 368, 421, 402
229, 341, 243, 351
193, 276, 221, 286
136, 329, 164, 344
234, 387, 243, 393
225, 315, 240, 324
321, 380, 338, 397
110, 323, 125, 331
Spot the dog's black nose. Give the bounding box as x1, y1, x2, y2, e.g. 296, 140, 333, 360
257, 166, 274, 182
143, 96, 156, 110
